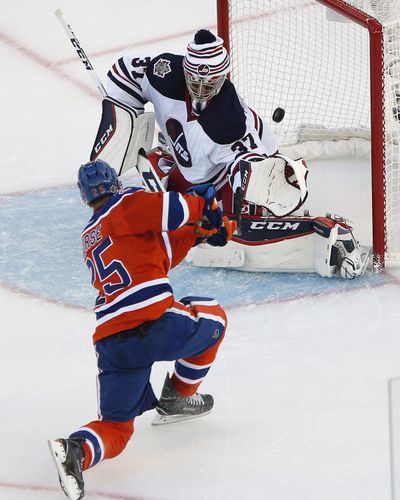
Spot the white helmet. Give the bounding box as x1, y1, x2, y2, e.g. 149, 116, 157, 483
183, 30, 231, 114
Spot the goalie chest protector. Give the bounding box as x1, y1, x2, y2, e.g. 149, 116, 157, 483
145, 53, 247, 145
107, 51, 272, 184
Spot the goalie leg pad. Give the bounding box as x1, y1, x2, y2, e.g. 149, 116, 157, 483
187, 214, 370, 278
313, 217, 371, 279
90, 97, 162, 193
187, 215, 316, 272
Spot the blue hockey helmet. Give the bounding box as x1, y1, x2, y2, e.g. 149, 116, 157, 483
78, 159, 121, 204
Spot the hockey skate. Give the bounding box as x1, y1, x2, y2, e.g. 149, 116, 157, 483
152, 373, 214, 425
48, 438, 85, 500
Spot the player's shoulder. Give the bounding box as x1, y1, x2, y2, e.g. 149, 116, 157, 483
106, 186, 144, 206
146, 53, 186, 101
198, 80, 247, 145
83, 187, 144, 229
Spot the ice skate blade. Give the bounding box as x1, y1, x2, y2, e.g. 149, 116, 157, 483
151, 409, 212, 425
48, 440, 83, 500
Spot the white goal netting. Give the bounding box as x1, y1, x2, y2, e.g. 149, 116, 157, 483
224, 0, 400, 260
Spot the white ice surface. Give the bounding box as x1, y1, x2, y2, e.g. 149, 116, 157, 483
1, 1, 400, 499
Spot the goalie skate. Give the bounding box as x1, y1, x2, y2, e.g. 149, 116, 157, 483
152, 373, 214, 425
48, 438, 85, 500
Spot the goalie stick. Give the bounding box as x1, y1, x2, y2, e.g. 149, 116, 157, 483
54, 8, 165, 192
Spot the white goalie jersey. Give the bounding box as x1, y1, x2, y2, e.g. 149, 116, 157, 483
99, 52, 369, 279
106, 53, 279, 188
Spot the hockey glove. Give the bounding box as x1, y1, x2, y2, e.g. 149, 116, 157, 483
230, 155, 308, 217
207, 217, 237, 247
187, 183, 223, 234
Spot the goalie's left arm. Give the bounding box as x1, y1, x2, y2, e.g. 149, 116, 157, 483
106, 54, 152, 112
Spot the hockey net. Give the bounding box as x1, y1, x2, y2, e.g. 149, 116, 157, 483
217, 0, 400, 264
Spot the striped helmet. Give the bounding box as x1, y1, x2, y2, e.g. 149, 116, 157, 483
183, 30, 231, 114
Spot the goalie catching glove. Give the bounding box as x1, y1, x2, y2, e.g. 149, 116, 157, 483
231, 154, 309, 217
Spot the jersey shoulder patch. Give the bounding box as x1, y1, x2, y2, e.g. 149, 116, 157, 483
146, 53, 186, 101
198, 80, 246, 145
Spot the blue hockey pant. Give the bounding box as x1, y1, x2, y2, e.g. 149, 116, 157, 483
70, 296, 227, 469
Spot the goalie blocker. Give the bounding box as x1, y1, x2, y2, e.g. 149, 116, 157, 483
90, 97, 165, 192
187, 214, 371, 279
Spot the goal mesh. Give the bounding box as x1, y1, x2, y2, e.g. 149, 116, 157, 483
220, 0, 400, 261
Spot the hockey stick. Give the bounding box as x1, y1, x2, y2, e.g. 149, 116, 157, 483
54, 9, 165, 192
54, 8, 107, 98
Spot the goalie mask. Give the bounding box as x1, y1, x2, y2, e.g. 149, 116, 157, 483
183, 29, 231, 115
78, 159, 121, 205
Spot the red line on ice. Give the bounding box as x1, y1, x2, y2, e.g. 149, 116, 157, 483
0, 282, 90, 312
226, 273, 399, 311
0, 481, 155, 500
0, 31, 98, 98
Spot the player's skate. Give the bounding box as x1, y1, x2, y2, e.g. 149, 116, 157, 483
48, 438, 85, 500
152, 373, 214, 425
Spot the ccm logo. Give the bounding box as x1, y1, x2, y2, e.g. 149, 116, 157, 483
94, 124, 113, 153
250, 221, 301, 230
241, 168, 249, 189
71, 38, 93, 71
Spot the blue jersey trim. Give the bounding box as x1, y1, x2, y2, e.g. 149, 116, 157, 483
167, 191, 185, 230
175, 363, 210, 381
95, 282, 173, 322
70, 430, 103, 467
107, 70, 147, 105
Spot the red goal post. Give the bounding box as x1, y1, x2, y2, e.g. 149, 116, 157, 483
217, 0, 400, 266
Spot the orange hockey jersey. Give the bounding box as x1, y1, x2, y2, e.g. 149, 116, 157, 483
81, 186, 204, 343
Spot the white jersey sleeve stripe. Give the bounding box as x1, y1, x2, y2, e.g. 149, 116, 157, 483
162, 232, 172, 270
96, 291, 173, 326
162, 192, 170, 231
177, 193, 190, 227
177, 358, 213, 370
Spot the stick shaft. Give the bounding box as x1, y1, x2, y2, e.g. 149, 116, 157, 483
54, 8, 107, 98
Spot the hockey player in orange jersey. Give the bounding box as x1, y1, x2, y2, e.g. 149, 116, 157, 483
48, 159, 236, 500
